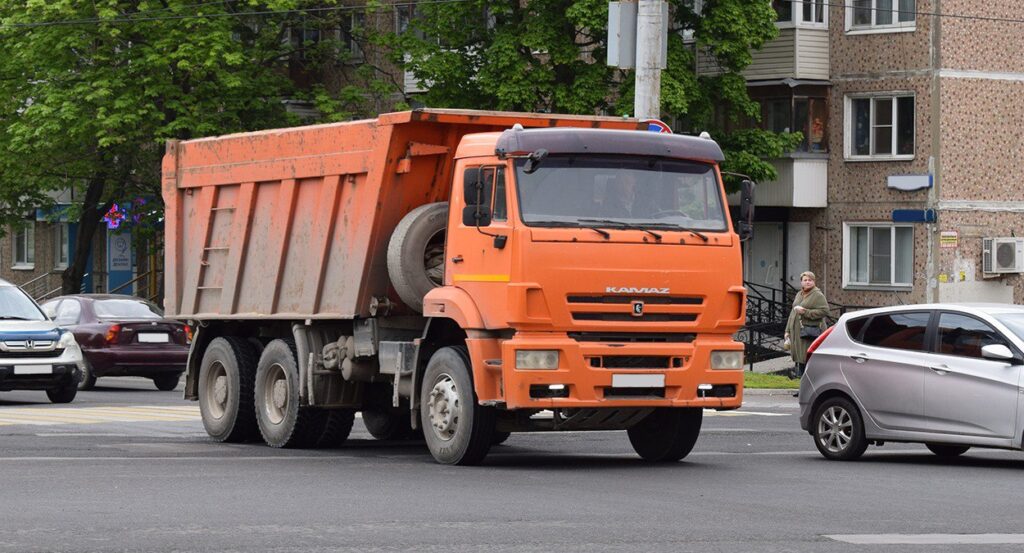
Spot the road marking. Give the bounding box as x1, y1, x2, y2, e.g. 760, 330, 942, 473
0, 405, 200, 426
827, 534, 1024, 545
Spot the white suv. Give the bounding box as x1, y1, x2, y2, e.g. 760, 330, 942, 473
0, 279, 83, 403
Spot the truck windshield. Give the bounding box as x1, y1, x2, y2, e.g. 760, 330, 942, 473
0, 286, 46, 321
515, 155, 728, 232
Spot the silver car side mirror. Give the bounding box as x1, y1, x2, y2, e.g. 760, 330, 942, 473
981, 344, 1015, 362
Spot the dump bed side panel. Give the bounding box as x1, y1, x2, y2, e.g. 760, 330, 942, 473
163, 111, 645, 320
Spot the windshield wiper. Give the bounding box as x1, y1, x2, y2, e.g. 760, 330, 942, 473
0, 316, 33, 321
529, 220, 611, 239
577, 219, 662, 241
631, 222, 710, 242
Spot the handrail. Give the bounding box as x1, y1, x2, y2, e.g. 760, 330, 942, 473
110, 270, 158, 295
22, 271, 54, 289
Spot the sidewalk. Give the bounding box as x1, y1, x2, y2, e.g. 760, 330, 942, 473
745, 355, 795, 375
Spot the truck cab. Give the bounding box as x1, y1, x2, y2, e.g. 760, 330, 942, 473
414, 127, 746, 462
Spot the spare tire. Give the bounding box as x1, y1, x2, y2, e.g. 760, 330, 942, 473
387, 202, 448, 312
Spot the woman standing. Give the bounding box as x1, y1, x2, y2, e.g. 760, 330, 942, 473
784, 271, 830, 378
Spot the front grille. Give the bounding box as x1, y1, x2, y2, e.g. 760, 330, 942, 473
567, 295, 703, 305
600, 356, 672, 369
0, 349, 64, 359
569, 332, 696, 343
572, 312, 697, 322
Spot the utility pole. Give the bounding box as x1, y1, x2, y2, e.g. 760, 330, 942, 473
634, 0, 666, 120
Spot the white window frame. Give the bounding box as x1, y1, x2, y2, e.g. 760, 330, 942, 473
54, 223, 69, 270
796, 0, 828, 28
845, 0, 916, 34
842, 223, 915, 289
13, 225, 35, 270
844, 92, 915, 161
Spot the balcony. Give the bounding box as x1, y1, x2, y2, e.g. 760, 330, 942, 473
697, 27, 829, 82
730, 155, 827, 208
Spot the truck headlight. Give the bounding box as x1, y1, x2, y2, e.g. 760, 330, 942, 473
58, 331, 78, 349
710, 351, 743, 370
515, 350, 559, 370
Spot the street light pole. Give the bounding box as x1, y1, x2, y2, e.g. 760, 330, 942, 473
634, 0, 664, 120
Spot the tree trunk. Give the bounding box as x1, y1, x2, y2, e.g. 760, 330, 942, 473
61, 175, 111, 294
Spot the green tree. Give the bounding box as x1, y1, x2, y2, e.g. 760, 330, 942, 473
387, 0, 800, 189
0, 1, 314, 294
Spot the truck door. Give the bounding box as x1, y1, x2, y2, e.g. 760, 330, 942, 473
447, 163, 514, 327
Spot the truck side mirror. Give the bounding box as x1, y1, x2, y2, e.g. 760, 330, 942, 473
739, 179, 755, 242
462, 167, 492, 227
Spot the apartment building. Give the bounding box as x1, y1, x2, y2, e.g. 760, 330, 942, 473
823, 0, 1024, 306
701, 0, 832, 294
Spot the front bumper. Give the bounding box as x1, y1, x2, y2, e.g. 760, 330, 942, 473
0, 348, 83, 391
499, 332, 744, 409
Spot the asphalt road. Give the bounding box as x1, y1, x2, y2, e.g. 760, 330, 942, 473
2, 378, 1023, 553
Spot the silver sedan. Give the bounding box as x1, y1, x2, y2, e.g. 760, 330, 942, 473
799, 303, 1024, 460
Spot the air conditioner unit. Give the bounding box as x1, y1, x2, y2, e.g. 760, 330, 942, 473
982, 237, 1024, 274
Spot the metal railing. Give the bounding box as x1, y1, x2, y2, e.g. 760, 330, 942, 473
740, 281, 873, 369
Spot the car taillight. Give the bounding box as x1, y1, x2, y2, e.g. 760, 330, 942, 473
184, 324, 193, 344
805, 326, 834, 361
105, 324, 121, 344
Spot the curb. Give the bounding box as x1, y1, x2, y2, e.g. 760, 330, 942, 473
744, 388, 799, 396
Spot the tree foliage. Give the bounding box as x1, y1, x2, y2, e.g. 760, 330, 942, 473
390, 0, 801, 190
0, 1, 314, 292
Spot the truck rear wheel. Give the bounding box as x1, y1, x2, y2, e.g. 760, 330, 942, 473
420, 346, 495, 465
387, 202, 448, 313
255, 339, 326, 448
363, 407, 414, 440
627, 408, 703, 462
198, 337, 260, 443
316, 409, 356, 448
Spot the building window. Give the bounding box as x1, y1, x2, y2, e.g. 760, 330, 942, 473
757, 95, 829, 153
849, 0, 915, 32
13, 225, 35, 269
341, 12, 366, 62
801, 0, 826, 24
772, 0, 793, 23
774, 1, 825, 26
54, 224, 69, 269
844, 223, 914, 288
845, 94, 914, 160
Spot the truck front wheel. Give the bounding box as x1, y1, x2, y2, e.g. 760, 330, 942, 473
254, 339, 326, 448
420, 346, 495, 465
198, 337, 260, 443
627, 408, 703, 462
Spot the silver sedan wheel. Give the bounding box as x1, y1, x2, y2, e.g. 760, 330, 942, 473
427, 373, 461, 442
817, 405, 853, 454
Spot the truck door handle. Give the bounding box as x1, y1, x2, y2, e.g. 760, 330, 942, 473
850, 354, 868, 363
930, 365, 949, 375
451, 256, 464, 263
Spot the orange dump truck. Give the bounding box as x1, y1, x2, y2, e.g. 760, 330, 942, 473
162, 109, 753, 465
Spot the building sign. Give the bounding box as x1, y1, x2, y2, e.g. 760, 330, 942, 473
940, 231, 959, 249
107, 230, 133, 294
887, 174, 932, 191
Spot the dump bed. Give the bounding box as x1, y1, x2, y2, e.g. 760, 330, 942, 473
162, 109, 643, 320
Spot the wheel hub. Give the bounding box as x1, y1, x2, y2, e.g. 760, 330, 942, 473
272, 379, 288, 409
261, 363, 289, 425
818, 406, 853, 453
427, 376, 460, 441
213, 375, 228, 406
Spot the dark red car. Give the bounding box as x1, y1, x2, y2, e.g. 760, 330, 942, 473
41, 295, 190, 391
